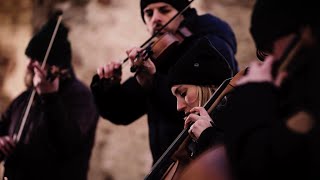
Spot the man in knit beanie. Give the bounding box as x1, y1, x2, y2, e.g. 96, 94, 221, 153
24, 11, 73, 88
91, 0, 239, 165
0, 12, 99, 180
25, 11, 71, 69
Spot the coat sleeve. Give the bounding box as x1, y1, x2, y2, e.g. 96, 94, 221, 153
224, 82, 319, 179
0, 104, 12, 136
196, 126, 224, 156
0, 92, 29, 136
90, 75, 148, 125
222, 82, 280, 179
40, 82, 99, 155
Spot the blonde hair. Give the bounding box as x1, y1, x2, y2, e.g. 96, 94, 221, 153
197, 85, 217, 107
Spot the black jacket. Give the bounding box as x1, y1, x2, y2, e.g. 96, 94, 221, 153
1, 74, 99, 180
223, 45, 320, 180
91, 8, 238, 164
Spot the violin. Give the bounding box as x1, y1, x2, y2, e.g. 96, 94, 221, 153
130, 26, 192, 72
144, 69, 246, 180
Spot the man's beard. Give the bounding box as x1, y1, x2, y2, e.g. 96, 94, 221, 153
24, 69, 34, 89
152, 23, 173, 36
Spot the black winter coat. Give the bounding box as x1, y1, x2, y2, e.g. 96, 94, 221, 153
0, 75, 99, 180
223, 45, 320, 180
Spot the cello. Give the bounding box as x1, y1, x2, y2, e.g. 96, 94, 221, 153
144, 69, 247, 180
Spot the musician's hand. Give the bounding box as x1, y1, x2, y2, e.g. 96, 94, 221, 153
237, 56, 287, 87
32, 61, 59, 94
96, 61, 122, 83
126, 47, 156, 88
185, 107, 213, 140
0, 136, 16, 159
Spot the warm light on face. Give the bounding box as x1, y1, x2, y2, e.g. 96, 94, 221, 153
171, 84, 199, 114
143, 2, 184, 35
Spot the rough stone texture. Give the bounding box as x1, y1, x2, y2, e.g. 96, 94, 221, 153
0, 0, 256, 179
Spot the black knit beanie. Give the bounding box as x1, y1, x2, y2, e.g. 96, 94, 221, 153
168, 36, 232, 87
25, 11, 71, 68
140, 0, 191, 23
250, 0, 316, 53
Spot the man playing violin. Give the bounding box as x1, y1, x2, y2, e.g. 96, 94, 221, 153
0, 13, 99, 180
221, 0, 320, 179
90, 0, 239, 165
